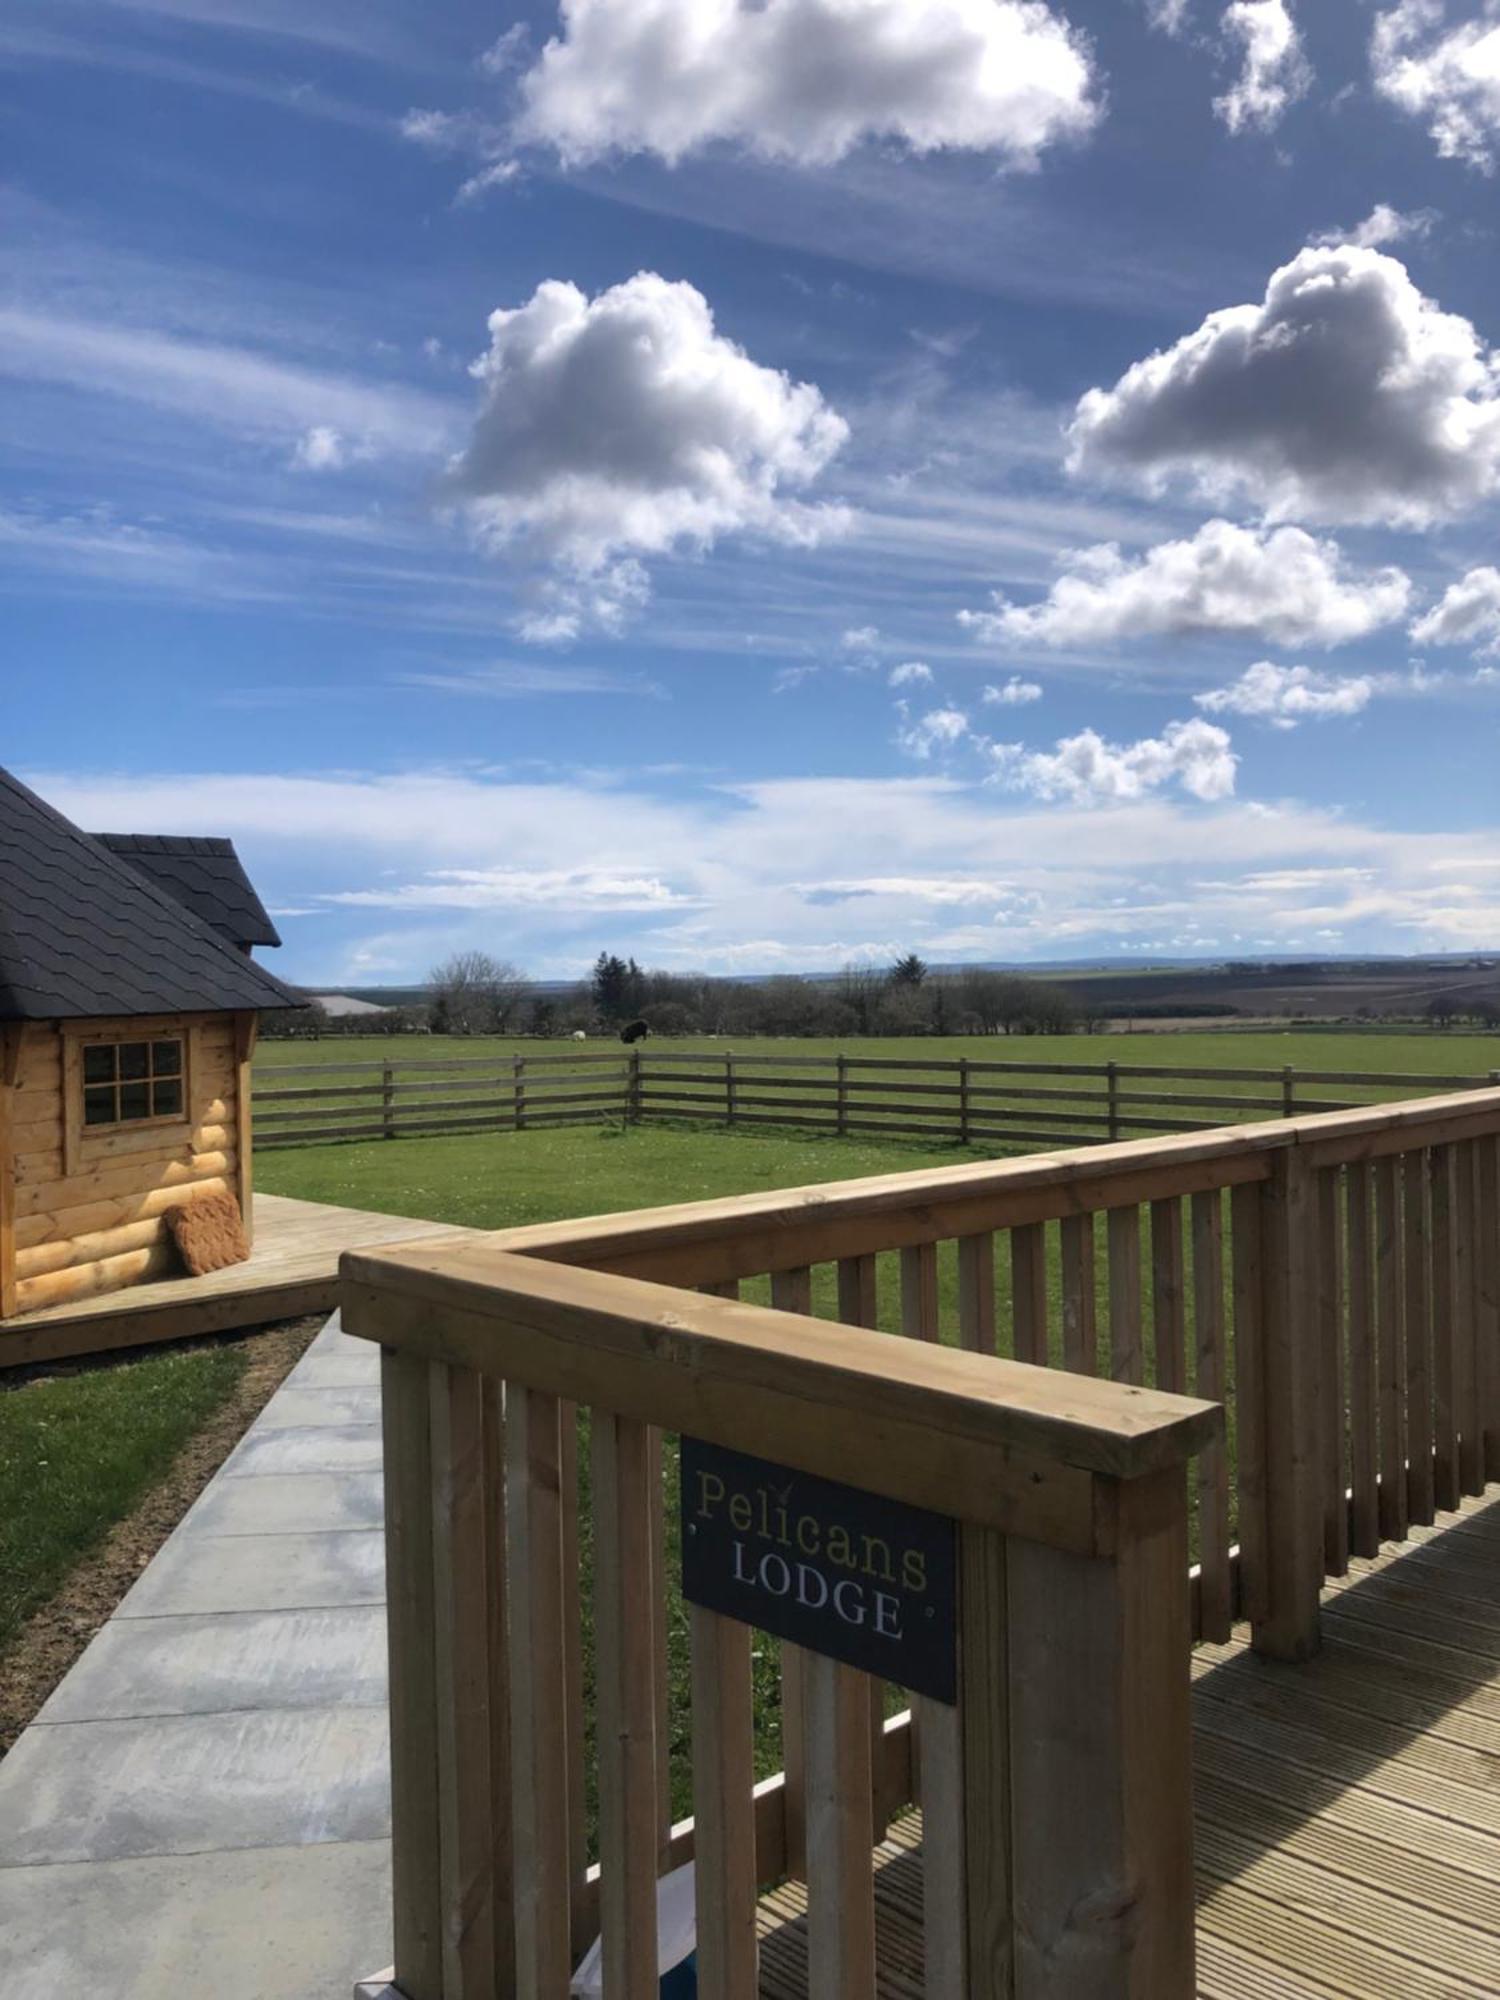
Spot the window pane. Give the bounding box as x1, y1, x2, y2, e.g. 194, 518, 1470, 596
83, 1086, 117, 1126
83, 1045, 116, 1084
119, 1042, 150, 1081
152, 1078, 183, 1118
119, 1082, 151, 1121
152, 1040, 183, 1078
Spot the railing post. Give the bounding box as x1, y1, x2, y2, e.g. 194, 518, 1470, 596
383, 1060, 396, 1141
936, 1466, 1197, 1998
1250, 1146, 1324, 1660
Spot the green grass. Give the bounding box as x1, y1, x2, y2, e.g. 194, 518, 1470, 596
0, 1345, 247, 1652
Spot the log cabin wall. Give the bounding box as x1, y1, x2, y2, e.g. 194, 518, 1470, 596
5, 1010, 248, 1317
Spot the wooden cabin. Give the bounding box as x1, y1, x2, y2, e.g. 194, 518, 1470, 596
0, 766, 301, 1319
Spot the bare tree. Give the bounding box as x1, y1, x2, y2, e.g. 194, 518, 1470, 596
428, 951, 532, 1035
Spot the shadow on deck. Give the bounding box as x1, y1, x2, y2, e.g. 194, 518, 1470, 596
756, 1494, 1500, 2000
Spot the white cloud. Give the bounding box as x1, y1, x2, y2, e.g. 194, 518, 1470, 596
513, 0, 1100, 170
326, 867, 692, 912
443, 273, 848, 628
1195, 660, 1374, 727
292, 424, 347, 471
1068, 246, 1500, 527
959, 519, 1411, 648
1215, 0, 1310, 133
1373, 1, 1500, 172
395, 662, 666, 699
895, 703, 970, 758
1312, 202, 1437, 249
992, 717, 1238, 804
983, 675, 1043, 704
1411, 565, 1500, 652
1146, 0, 1192, 32
889, 660, 935, 686
841, 624, 880, 650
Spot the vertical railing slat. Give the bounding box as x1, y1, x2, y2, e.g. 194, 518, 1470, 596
1457, 1140, 1485, 1496
1230, 1182, 1269, 1626
1254, 1149, 1323, 1660
558, 1407, 591, 1961
594, 1411, 661, 1999
382, 1348, 444, 2000
1345, 1163, 1380, 1557
1479, 1137, 1500, 1484
803, 1652, 877, 2000
1402, 1152, 1435, 1528
838, 1251, 894, 1835
690, 1607, 759, 2000
1431, 1146, 1459, 1511
1010, 1222, 1049, 1365
480, 1379, 514, 1997
1374, 1157, 1408, 1545
957, 1232, 997, 1354
1316, 1168, 1350, 1575
1108, 1204, 1143, 1385
507, 1385, 573, 1998
1192, 1190, 1231, 1641
770, 1265, 813, 1882
1151, 1198, 1187, 1397
1059, 1212, 1096, 1375
901, 1241, 940, 1344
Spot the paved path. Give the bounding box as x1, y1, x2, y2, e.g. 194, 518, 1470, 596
0, 1314, 391, 1999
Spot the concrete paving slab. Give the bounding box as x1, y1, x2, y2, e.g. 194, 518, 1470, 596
182, 1468, 386, 1538
0, 1706, 389, 1865
285, 1348, 381, 1389
221, 1421, 383, 1478
115, 1527, 385, 1617
37, 1606, 387, 1723
255, 1384, 382, 1429
0, 1839, 391, 2000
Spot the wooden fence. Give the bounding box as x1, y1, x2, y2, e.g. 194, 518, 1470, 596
342, 1084, 1500, 1997
256, 1047, 1500, 1152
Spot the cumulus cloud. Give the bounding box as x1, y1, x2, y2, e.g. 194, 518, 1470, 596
983, 675, 1043, 704
895, 703, 970, 758
1068, 246, 1500, 527
889, 660, 935, 686
991, 717, 1238, 804
292, 424, 348, 471
1313, 202, 1438, 250
1373, 1, 1500, 171
1195, 660, 1374, 727
1411, 565, 1500, 652
513, 0, 1100, 169
443, 273, 848, 628
1147, 0, 1192, 32
959, 520, 1411, 649
1215, 0, 1310, 133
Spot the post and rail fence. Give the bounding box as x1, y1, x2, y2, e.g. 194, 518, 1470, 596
342, 1083, 1500, 1998
257, 1047, 1500, 1154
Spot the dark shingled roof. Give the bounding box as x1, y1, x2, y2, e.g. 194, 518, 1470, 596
95, 833, 282, 950
0, 767, 304, 1022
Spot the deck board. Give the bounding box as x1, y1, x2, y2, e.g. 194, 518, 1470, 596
0, 1192, 480, 1367
756, 1493, 1500, 1998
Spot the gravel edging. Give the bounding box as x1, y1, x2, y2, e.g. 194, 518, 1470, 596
0, 1315, 324, 1757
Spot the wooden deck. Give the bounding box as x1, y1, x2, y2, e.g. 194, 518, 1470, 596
756, 1493, 1500, 1999
0, 1190, 483, 1367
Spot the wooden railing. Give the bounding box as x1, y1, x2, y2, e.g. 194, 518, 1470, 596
342, 1085, 1500, 1997
259, 1048, 1500, 1151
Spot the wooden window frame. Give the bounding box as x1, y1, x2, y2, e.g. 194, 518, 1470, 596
63, 1018, 196, 1175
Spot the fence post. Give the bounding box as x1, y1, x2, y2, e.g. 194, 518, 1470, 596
1249, 1145, 1324, 1661
837, 1054, 848, 1138
514, 1054, 526, 1132
629, 1050, 642, 1126
725, 1054, 737, 1129
382, 1060, 396, 1141
958, 1057, 971, 1146
1282, 1065, 1296, 1117
1106, 1061, 1120, 1144
933, 1463, 1198, 1997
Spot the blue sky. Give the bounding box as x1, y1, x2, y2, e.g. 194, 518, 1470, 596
7, 0, 1500, 985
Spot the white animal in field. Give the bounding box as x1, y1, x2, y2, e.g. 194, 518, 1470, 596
572, 1028, 587, 1040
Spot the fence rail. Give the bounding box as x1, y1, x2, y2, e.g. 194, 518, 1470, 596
255, 1048, 1500, 1152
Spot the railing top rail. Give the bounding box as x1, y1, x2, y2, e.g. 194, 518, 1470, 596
341, 1243, 1218, 1548
451, 1086, 1500, 1286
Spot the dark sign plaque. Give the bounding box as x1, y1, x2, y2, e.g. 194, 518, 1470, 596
680, 1438, 957, 1705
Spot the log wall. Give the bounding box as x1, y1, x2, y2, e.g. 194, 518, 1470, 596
4, 1012, 247, 1318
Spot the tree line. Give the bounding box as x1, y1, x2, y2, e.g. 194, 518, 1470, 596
265, 948, 1087, 1039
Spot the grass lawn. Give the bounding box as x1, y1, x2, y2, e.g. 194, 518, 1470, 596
0, 1345, 247, 1653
